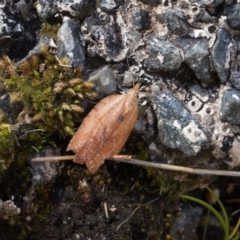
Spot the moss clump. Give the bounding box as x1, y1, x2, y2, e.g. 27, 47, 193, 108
0, 120, 15, 175
0, 51, 96, 137
40, 22, 60, 40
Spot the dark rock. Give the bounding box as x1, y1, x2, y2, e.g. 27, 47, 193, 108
229, 59, 240, 90
57, 18, 85, 68
170, 206, 203, 239
224, 3, 240, 30
219, 87, 240, 125
195, 10, 216, 23
144, 34, 183, 72
88, 65, 117, 98
57, 0, 85, 16
139, 0, 162, 7
36, 0, 93, 18
189, 0, 223, 7
29, 146, 64, 185
130, 8, 151, 32
98, 0, 124, 11
211, 28, 232, 83
81, 14, 121, 62
0, 2, 39, 60
151, 91, 207, 156
156, 9, 190, 35
173, 37, 213, 86
221, 135, 234, 152
16, 35, 51, 66
36, 0, 58, 20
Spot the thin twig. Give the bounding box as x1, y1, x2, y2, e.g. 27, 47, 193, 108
32, 156, 74, 161
111, 158, 240, 177
31, 156, 240, 177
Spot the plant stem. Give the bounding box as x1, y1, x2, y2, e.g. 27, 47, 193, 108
31, 156, 240, 177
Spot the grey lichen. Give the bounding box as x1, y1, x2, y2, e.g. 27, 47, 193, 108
0, 200, 21, 220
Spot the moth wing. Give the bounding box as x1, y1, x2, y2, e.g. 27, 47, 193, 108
67, 94, 126, 164
85, 88, 139, 173
67, 84, 139, 173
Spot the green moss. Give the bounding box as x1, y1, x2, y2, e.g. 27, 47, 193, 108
31, 181, 57, 222
146, 167, 179, 196
40, 22, 60, 40
0, 51, 96, 137
0, 44, 96, 176
0, 116, 15, 175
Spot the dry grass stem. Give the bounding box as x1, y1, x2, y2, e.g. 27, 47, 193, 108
31, 156, 240, 177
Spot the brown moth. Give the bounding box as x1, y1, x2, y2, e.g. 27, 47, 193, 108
66, 83, 140, 173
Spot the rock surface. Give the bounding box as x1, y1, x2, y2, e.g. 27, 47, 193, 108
1, 0, 240, 239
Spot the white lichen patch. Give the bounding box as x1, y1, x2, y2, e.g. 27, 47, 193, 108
182, 121, 207, 144
173, 120, 181, 130
229, 137, 240, 168
0, 200, 20, 219
186, 96, 202, 112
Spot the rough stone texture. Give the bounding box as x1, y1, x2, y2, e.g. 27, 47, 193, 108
156, 8, 190, 36
0, 200, 20, 220
144, 34, 183, 72
219, 87, 240, 126
170, 206, 203, 239
0, 0, 240, 180
211, 28, 232, 83
151, 91, 207, 156
173, 37, 213, 86
224, 3, 240, 30
1, 0, 240, 238
57, 17, 85, 68
1, 0, 240, 180
30, 146, 64, 185
88, 65, 117, 98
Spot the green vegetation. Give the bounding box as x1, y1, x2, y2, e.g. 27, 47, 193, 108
0, 121, 15, 174
0, 52, 96, 136
0, 46, 96, 175
182, 187, 240, 240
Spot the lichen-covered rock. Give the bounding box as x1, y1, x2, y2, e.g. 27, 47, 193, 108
57, 17, 85, 68
229, 55, 240, 90
151, 91, 208, 156
36, 0, 94, 18
156, 8, 190, 36
224, 3, 240, 30
219, 87, 240, 126
189, 0, 223, 7
81, 14, 121, 62
2, 0, 240, 239
0, 1, 39, 60
211, 28, 232, 83
98, 0, 124, 11
30, 146, 64, 185
0, 200, 20, 219
88, 65, 117, 98
36, 0, 58, 19
144, 34, 183, 72
173, 37, 213, 86
130, 7, 151, 32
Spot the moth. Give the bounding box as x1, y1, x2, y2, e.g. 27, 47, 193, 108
66, 83, 140, 173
